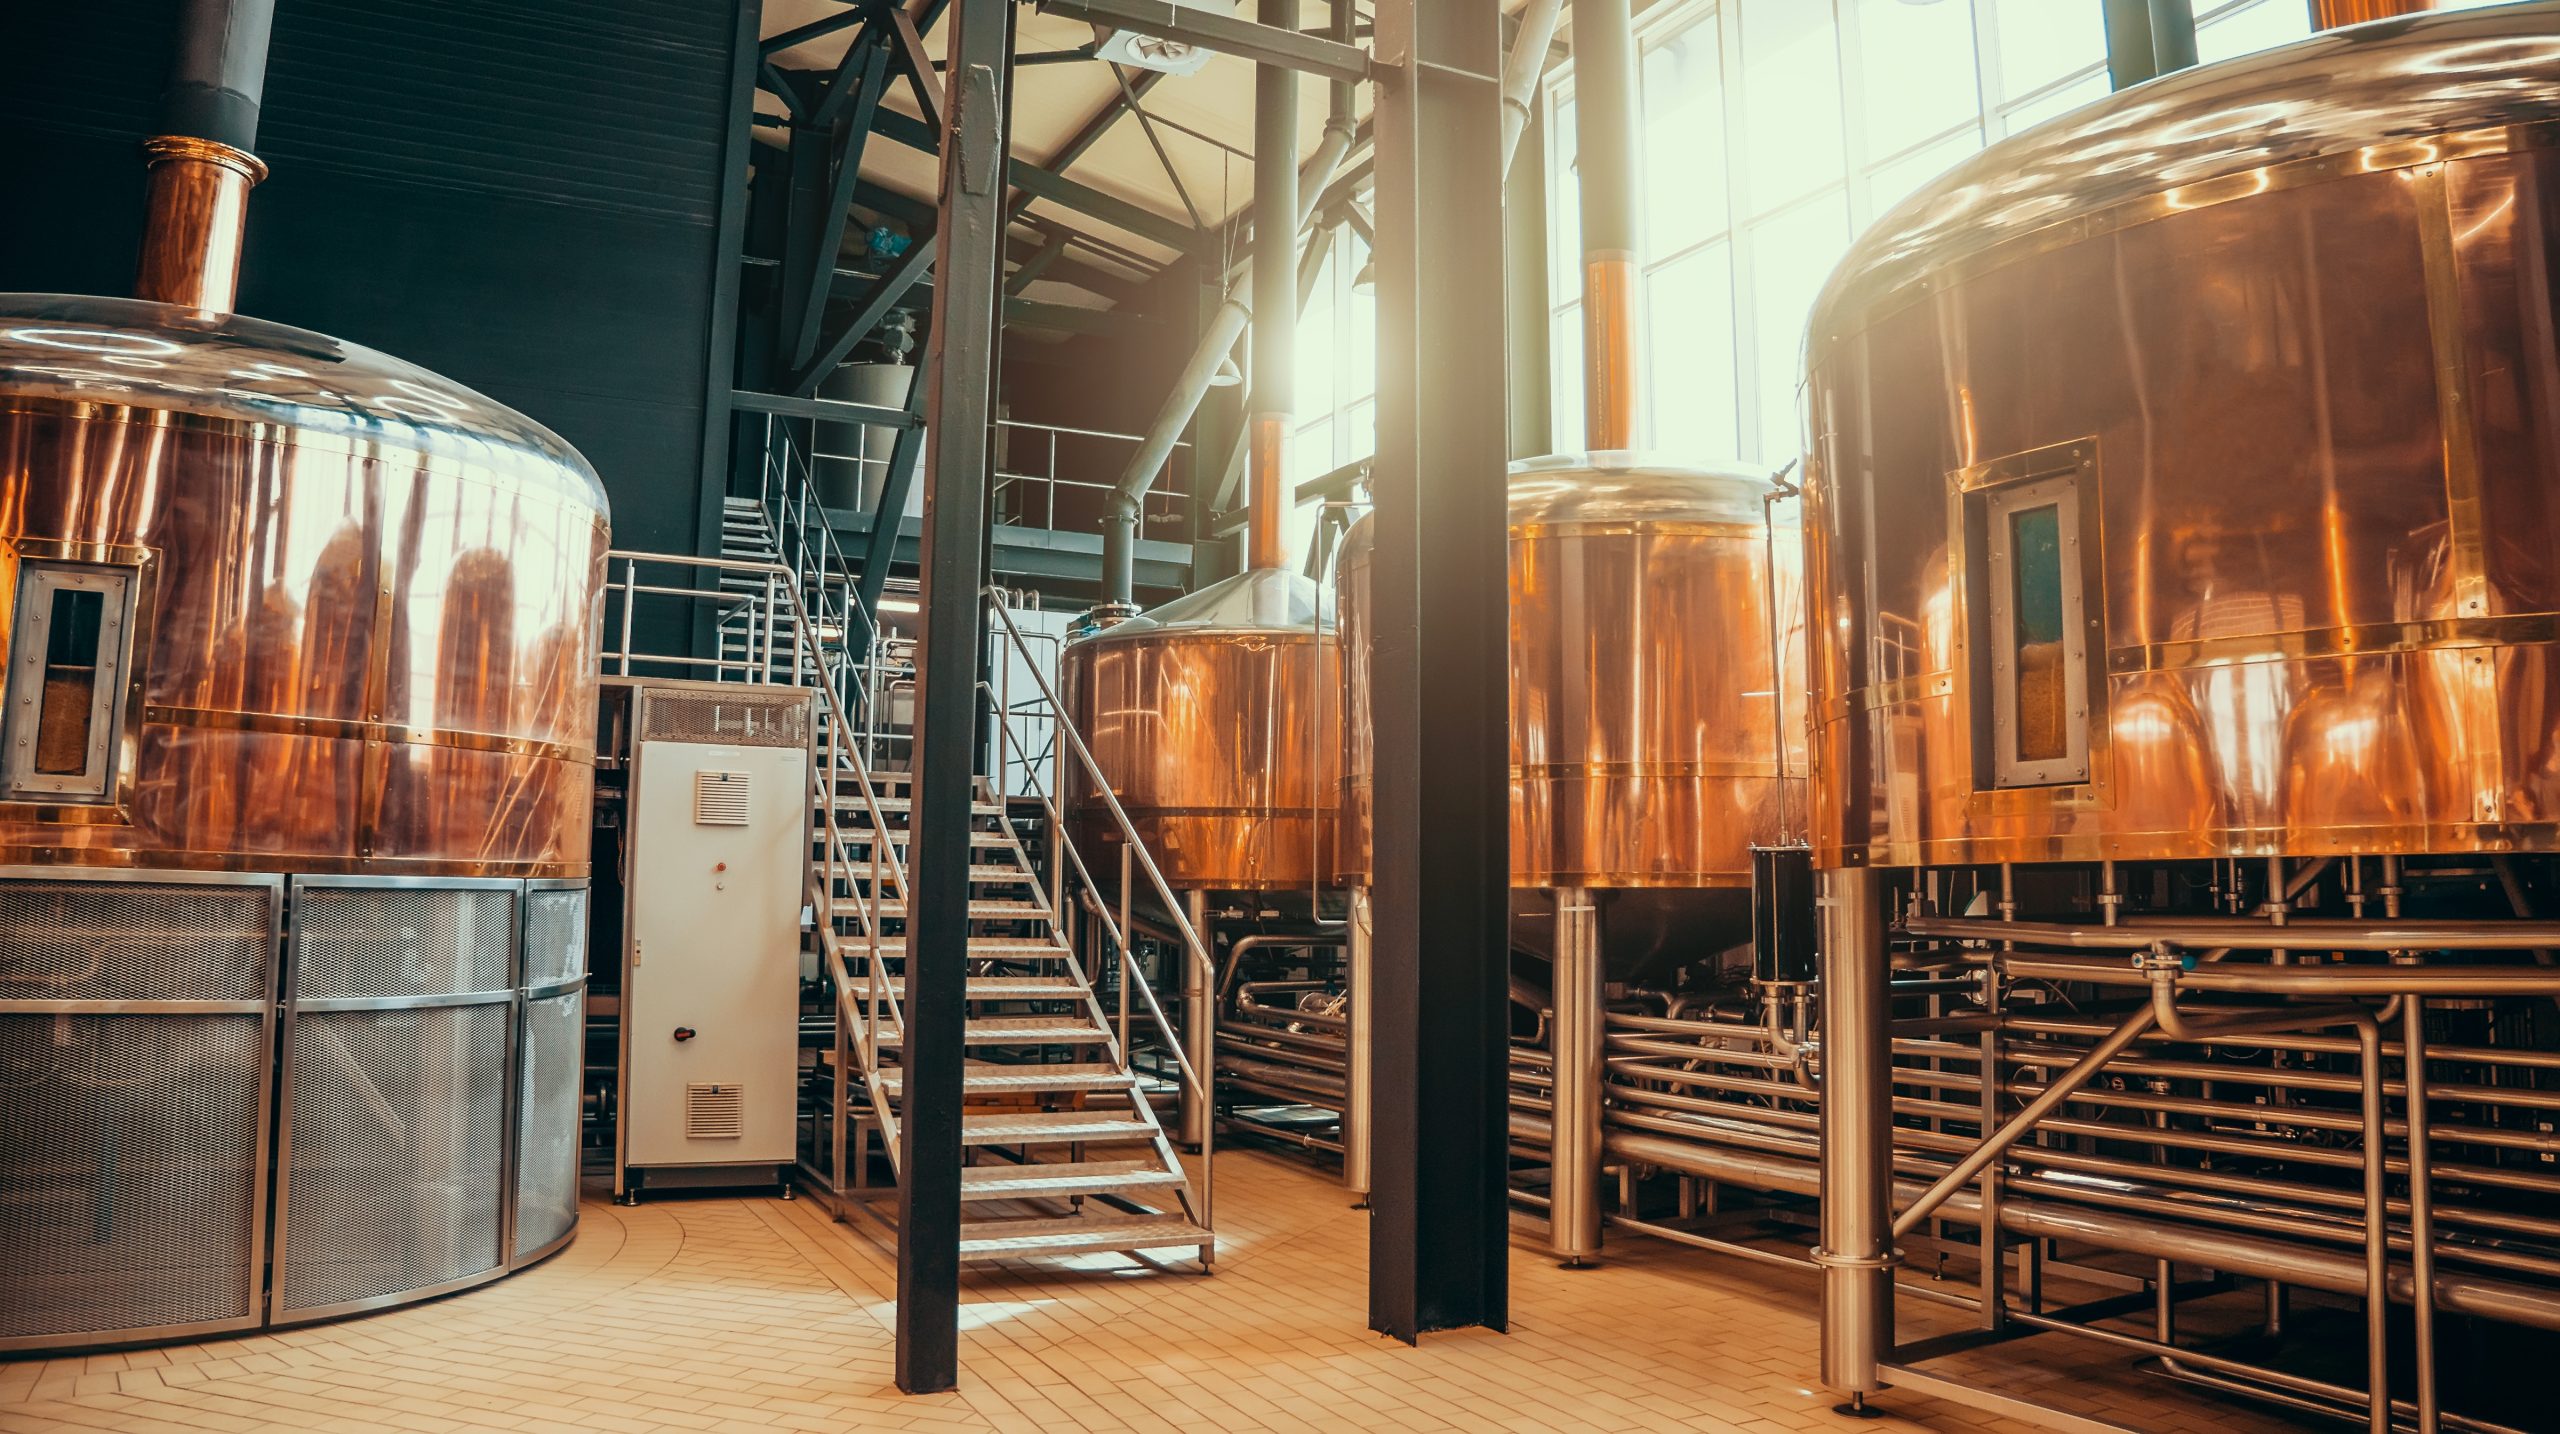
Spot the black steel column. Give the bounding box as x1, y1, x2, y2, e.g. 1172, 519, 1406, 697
896, 0, 1011, 1396
1367, 0, 1509, 1343
2103, 0, 2198, 90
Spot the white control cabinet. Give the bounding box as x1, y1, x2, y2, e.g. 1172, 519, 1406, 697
619, 683, 810, 1193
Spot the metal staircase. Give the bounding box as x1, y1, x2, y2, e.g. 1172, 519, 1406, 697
713, 418, 1214, 1267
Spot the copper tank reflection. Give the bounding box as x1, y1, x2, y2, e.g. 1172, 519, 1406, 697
0, 294, 610, 876
1802, 3, 2560, 870
1059, 568, 1339, 890
1336, 454, 1808, 890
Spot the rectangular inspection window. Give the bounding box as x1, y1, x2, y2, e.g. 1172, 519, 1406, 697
1982, 473, 2089, 787
5, 564, 135, 801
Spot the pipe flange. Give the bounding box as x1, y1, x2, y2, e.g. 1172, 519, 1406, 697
1809, 1246, 1903, 1272
2131, 941, 2190, 975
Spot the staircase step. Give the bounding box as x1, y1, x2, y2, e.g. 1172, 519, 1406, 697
876, 1016, 1106, 1047
960, 1111, 1160, 1146
870, 899, 1049, 919
876, 1062, 1131, 1096
957, 1214, 1208, 1260
862, 938, 1072, 959
878, 976, 1085, 1000
959, 1159, 1183, 1200
858, 796, 1003, 816
821, 829, 1009, 848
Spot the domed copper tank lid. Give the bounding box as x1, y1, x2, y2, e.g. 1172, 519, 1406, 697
1509, 450, 1786, 528
1067, 565, 1332, 644
1810, 2, 2560, 357
0, 292, 607, 513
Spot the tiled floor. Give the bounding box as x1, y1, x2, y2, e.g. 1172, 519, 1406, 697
0, 1149, 2304, 1434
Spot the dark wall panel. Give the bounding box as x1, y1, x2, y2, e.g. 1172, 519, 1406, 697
0, 0, 745, 556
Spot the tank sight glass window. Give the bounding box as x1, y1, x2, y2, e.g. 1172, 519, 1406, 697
4, 563, 135, 801
1962, 443, 2095, 790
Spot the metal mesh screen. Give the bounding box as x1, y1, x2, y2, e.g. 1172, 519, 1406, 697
513, 988, 584, 1260
292, 886, 513, 1000
0, 1013, 264, 1341
640, 688, 809, 748
279, 1003, 509, 1314
0, 879, 272, 1002
522, 887, 589, 988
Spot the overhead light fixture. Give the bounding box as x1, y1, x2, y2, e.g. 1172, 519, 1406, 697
1208, 353, 1243, 387
1088, 0, 1227, 76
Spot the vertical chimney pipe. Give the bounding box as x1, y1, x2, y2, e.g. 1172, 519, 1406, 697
135, 0, 277, 314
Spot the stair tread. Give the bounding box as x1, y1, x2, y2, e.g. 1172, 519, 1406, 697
960, 1110, 1161, 1144
862, 796, 1003, 814
870, 898, 1049, 917
876, 1017, 1106, 1046
819, 830, 1009, 847
959, 1160, 1182, 1198
957, 1214, 1208, 1258
861, 939, 1071, 956
878, 976, 1085, 998
876, 1062, 1130, 1093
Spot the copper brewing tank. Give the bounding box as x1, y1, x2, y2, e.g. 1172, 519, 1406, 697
0, 294, 609, 876
1336, 454, 1808, 894
1059, 567, 1340, 890
1803, 3, 2560, 871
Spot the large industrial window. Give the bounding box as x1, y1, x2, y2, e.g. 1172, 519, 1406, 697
4, 563, 135, 801
1538, 0, 2386, 465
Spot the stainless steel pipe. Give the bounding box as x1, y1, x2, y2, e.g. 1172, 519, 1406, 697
1816, 866, 1891, 1399
1549, 886, 1604, 1265
1345, 888, 1374, 1199
1182, 890, 1213, 1148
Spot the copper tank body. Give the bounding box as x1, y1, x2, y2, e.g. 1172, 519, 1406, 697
1060, 567, 1339, 890
0, 294, 609, 877
1803, 4, 2560, 871
1336, 454, 1808, 890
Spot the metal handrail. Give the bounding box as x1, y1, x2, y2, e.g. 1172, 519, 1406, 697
984, 589, 1217, 1229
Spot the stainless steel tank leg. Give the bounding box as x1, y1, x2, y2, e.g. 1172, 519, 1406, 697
1182, 889, 1212, 1149
1344, 887, 1375, 1202
1550, 885, 1604, 1265
1819, 865, 1893, 1402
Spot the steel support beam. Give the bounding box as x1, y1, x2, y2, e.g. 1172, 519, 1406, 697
699, 0, 767, 560
782, 35, 890, 370
730, 388, 917, 427
871, 107, 1198, 253
789, 234, 938, 395
1017, 68, 1165, 221
1041, 0, 1371, 84
1366, 0, 1508, 1345
895, 0, 1011, 1396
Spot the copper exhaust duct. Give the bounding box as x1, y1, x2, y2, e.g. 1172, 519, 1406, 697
2310, 0, 2433, 26
134, 0, 276, 313
1573, 0, 1642, 451
1243, 0, 1300, 574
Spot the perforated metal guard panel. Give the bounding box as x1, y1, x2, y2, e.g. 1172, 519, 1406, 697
522, 887, 589, 987
0, 878, 272, 1001
292, 886, 513, 999
639, 688, 809, 748
279, 1003, 509, 1315
513, 988, 584, 1260
0, 1013, 264, 1341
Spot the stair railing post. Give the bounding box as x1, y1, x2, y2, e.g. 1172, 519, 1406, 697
617, 557, 636, 676
1118, 844, 1135, 1059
